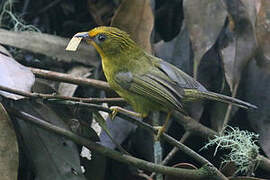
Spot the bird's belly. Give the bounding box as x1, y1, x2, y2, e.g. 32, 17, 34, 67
103, 68, 164, 116
115, 89, 163, 116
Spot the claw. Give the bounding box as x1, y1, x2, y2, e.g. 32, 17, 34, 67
154, 111, 173, 141
109, 106, 119, 120
154, 126, 165, 141
109, 106, 145, 120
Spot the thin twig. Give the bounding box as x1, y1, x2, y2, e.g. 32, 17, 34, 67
222, 84, 238, 132
30, 67, 111, 91
0, 84, 124, 103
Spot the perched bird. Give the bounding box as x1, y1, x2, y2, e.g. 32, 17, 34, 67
76, 26, 257, 139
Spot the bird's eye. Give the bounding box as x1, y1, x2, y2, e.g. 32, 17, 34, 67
97, 34, 106, 42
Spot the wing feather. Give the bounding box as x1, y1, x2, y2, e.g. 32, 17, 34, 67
115, 72, 183, 111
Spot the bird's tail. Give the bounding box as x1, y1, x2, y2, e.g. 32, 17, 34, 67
184, 89, 257, 109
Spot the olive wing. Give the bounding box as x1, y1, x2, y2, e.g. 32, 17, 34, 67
114, 71, 184, 111
153, 60, 206, 92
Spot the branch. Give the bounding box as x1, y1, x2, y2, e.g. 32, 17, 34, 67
50, 100, 270, 175
0, 84, 124, 104
47, 100, 227, 179
30, 67, 111, 91
8, 108, 226, 180
173, 111, 218, 138
0, 83, 269, 174
0, 85, 215, 169
258, 155, 270, 172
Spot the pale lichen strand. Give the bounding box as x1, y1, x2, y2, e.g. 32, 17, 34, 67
202, 126, 259, 175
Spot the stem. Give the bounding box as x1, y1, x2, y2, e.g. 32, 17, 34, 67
30, 67, 111, 91
193, 60, 199, 80
0, 84, 124, 103
222, 84, 239, 132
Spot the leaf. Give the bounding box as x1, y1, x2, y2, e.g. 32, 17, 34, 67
183, 0, 227, 78
255, 0, 270, 70
0, 103, 18, 180
10, 100, 86, 180
0, 53, 35, 100
93, 111, 129, 154
218, 1, 258, 129
0, 28, 99, 67
154, 24, 192, 74
81, 150, 106, 180
32, 79, 57, 94
154, 0, 183, 41
222, 0, 258, 91
111, 0, 154, 53
197, 47, 231, 132
243, 60, 270, 157
0, 45, 11, 57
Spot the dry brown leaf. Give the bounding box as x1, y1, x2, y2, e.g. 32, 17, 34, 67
0, 103, 18, 180
183, 0, 227, 78
111, 0, 154, 53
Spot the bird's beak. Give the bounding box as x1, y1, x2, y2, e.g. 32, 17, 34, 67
75, 32, 91, 39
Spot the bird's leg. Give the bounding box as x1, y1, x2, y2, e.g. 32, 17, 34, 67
155, 111, 172, 141
109, 106, 145, 120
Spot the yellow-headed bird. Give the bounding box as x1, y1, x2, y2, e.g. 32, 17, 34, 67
77, 26, 257, 139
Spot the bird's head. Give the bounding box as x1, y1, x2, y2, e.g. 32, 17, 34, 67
77, 26, 137, 58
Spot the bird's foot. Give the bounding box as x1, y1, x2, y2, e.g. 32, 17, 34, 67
153, 111, 172, 141
154, 126, 166, 141
109, 106, 144, 120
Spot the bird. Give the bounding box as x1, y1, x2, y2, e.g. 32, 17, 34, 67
76, 26, 257, 140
